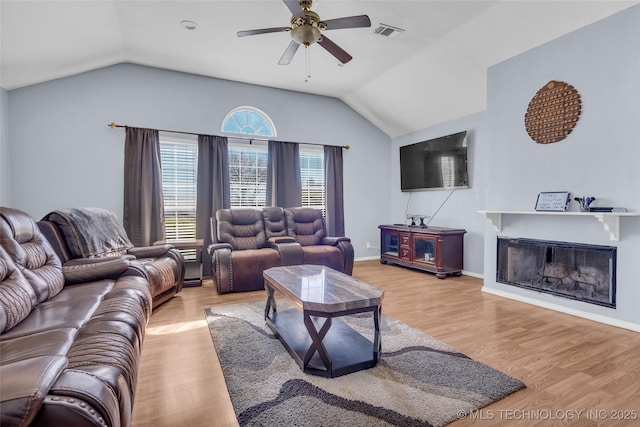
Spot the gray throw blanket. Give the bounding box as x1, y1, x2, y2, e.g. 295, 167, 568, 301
43, 208, 134, 258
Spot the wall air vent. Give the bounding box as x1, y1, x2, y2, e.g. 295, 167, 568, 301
373, 23, 405, 39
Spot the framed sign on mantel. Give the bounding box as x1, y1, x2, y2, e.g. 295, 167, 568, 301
535, 191, 571, 212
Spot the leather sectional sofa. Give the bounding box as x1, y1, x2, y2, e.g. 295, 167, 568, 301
0, 207, 153, 427
209, 206, 354, 293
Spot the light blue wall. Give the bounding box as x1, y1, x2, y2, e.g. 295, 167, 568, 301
0, 88, 8, 205
389, 5, 640, 328
391, 112, 488, 276
482, 6, 640, 328
6, 63, 391, 258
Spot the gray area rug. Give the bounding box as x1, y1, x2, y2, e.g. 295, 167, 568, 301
205, 302, 525, 427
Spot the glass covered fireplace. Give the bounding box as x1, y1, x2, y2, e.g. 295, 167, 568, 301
496, 238, 616, 308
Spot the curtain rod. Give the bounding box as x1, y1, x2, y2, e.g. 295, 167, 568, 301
108, 122, 350, 150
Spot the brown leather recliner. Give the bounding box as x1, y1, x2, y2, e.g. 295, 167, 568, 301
39, 208, 184, 308
0, 207, 152, 427
209, 208, 281, 293
209, 207, 354, 294
283, 207, 354, 275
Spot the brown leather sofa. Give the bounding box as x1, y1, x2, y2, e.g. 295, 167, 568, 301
209, 207, 354, 293
0, 207, 152, 427
39, 208, 184, 308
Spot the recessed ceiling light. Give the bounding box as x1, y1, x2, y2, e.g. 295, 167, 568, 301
181, 20, 197, 30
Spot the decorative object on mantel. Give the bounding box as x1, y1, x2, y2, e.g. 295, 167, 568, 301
524, 80, 581, 144
589, 207, 627, 213
574, 196, 596, 212
535, 191, 571, 212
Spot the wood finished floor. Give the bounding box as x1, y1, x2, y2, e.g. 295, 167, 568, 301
131, 260, 640, 427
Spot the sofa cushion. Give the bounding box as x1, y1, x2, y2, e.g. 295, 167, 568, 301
284, 207, 326, 246
0, 208, 64, 305
136, 257, 179, 303
37, 220, 74, 264
0, 355, 69, 427
217, 208, 267, 250
300, 245, 345, 272
0, 328, 76, 364
0, 247, 36, 333
230, 248, 280, 292
263, 207, 288, 239
42, 208, 134, 258
0, 277, 124, 342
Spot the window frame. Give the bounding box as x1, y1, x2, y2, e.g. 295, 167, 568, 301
221, 106, 277, 138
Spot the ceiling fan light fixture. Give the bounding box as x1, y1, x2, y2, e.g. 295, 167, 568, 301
291, 25, 321, 45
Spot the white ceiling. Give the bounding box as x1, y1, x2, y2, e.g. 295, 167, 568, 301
1, 1, 637, 137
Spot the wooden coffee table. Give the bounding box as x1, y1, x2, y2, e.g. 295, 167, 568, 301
263, 265, 384, 378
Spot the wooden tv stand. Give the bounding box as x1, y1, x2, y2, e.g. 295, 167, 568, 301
378, 225, 466, 279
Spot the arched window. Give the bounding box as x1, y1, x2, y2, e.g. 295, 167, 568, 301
221, 106, 324, 212
222, 107, 275, 207
221, 106, 276, 137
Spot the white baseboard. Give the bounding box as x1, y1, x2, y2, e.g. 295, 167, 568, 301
481, 286, 640, 333
461, 270, 483, 279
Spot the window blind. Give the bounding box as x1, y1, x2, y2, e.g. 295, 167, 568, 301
159, 140, 198, 241
300, 147, 325, 215
228, 142, 268, 208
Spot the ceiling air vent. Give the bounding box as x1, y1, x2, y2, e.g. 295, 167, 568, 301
373, 23, 404, 39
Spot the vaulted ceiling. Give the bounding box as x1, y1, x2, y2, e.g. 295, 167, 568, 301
1, 1, 636, 137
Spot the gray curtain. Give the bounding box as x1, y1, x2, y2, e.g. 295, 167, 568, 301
324, 145, 345, 236
196, 134, 230, 276
123, 127, 165, 247
266, 140, 302, 207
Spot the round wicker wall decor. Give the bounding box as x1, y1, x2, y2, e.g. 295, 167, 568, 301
524, 80, 581, 144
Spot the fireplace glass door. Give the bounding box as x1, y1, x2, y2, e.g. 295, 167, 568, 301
497, 238, 616, 308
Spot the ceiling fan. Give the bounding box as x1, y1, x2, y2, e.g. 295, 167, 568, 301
237, 0, 371, 65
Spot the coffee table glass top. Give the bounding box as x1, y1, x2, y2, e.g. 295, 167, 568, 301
263, 265, 384, 313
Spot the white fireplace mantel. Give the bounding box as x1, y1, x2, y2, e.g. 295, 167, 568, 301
478, 210, 640, 242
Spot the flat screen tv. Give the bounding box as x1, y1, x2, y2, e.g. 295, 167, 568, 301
400, 130, 469, 191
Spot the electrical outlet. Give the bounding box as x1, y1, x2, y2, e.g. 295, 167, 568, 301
366, 241, 379, 251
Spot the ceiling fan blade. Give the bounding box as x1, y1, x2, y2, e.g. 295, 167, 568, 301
322, 15, 371, 31
278, 41, 300, 65
318, 35, 352, 64
283, 0, 305, 19
237, 27, 291, 37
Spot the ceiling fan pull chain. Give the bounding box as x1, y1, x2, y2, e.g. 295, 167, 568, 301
305, 46, 311, 83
